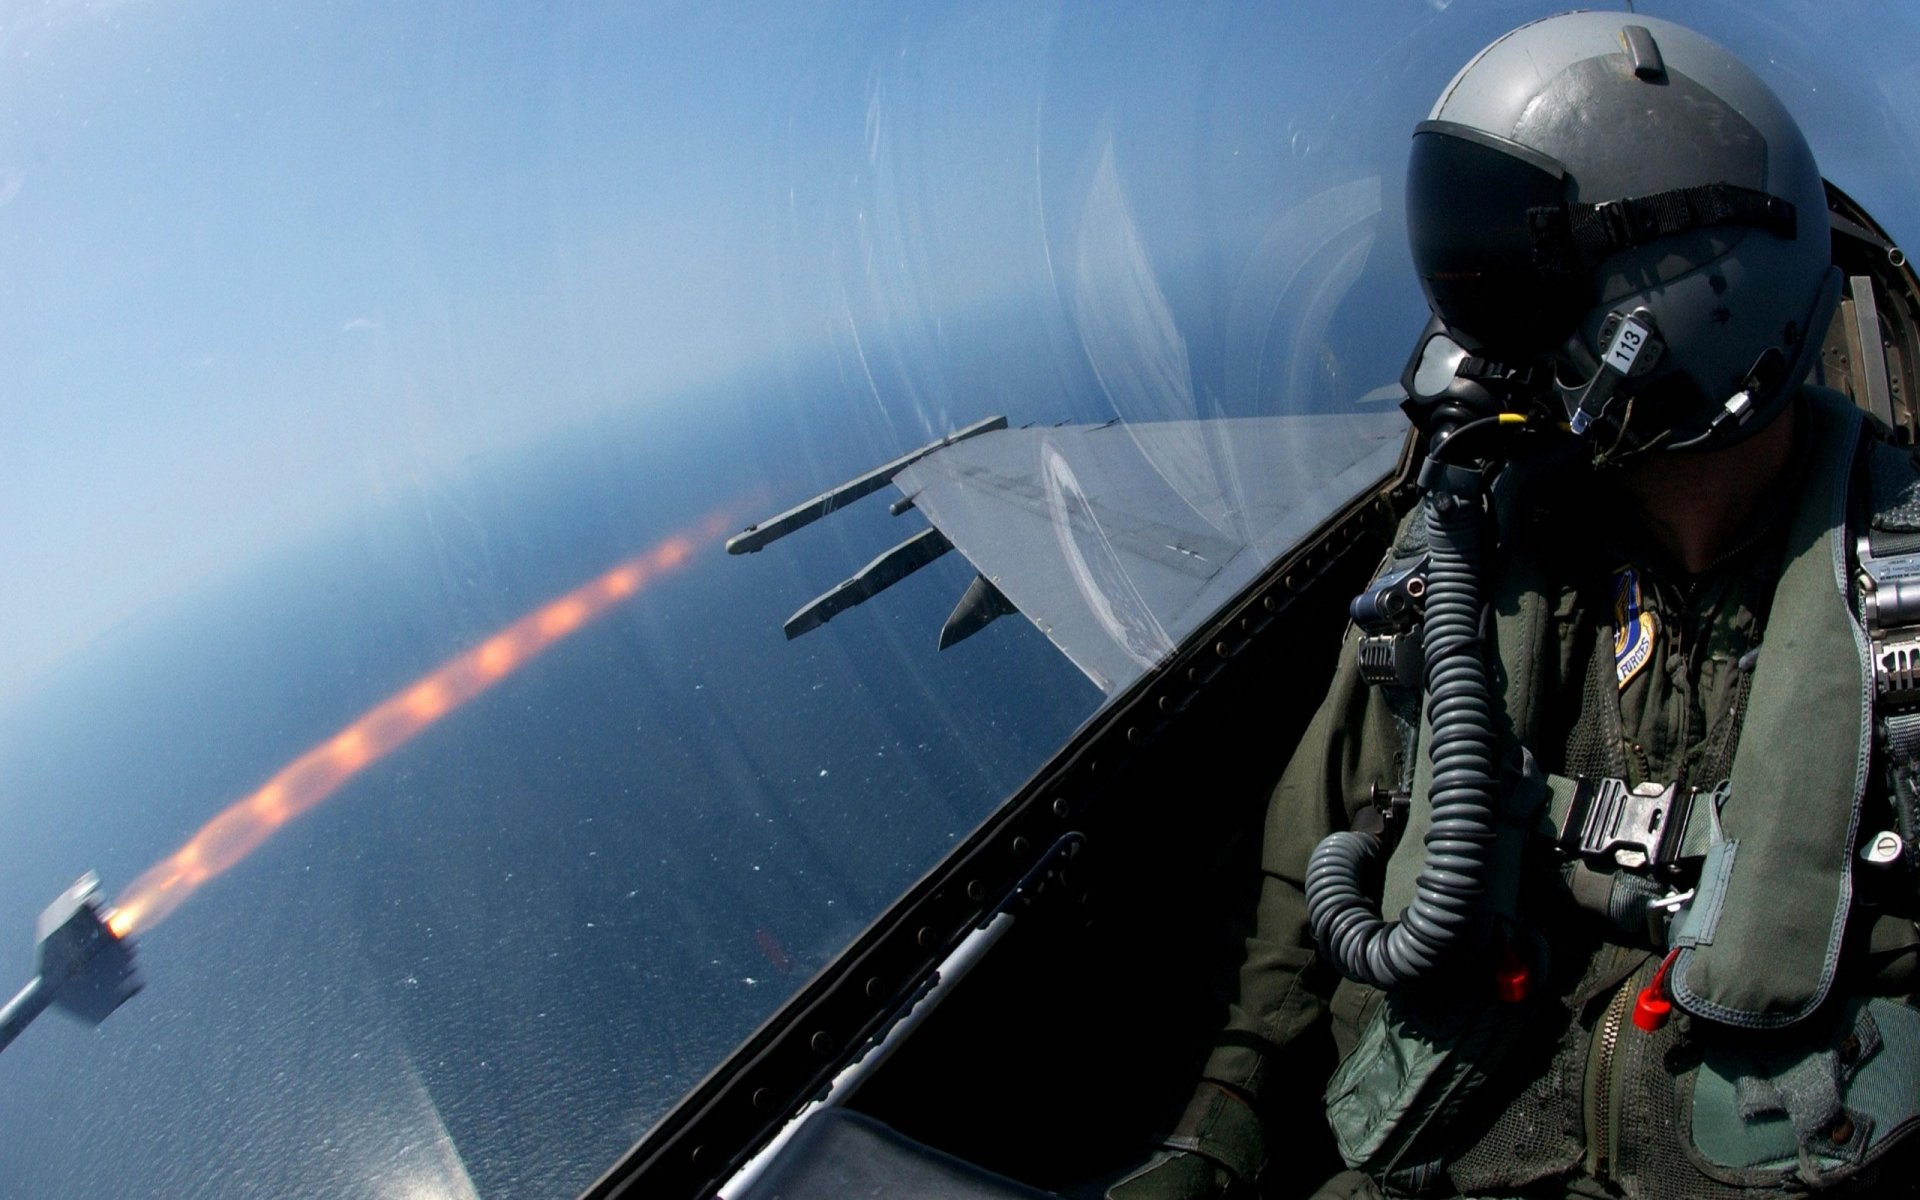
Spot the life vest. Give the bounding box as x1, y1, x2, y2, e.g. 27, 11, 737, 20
1324, 388, 1920, 1195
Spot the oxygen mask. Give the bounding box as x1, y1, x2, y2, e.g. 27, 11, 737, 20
1399, 316, 1555, 472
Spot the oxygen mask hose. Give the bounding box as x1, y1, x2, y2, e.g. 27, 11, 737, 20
1305, 450, 1504, 989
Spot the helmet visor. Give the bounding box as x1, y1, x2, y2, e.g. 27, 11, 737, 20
1406, 122, 1589, 359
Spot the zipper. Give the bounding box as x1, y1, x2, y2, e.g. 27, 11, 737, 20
1585, 976, 1634, 1180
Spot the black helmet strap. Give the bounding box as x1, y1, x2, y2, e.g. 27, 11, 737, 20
1528, 183, 1797, 278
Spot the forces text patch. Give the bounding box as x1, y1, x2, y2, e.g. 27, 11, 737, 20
1612, 565, 1656, 690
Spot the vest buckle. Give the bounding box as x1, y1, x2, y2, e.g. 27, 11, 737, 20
1356, 632, 1421, 688
1856, 533, 1920, 708
1556, 777, 1697, 872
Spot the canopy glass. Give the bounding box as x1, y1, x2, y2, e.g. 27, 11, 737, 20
1, 2, 1913, 1195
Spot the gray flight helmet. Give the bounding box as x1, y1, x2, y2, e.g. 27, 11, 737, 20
1405, 12, 1838, 454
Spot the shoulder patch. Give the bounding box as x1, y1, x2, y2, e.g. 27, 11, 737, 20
1612, 565, 1656, 690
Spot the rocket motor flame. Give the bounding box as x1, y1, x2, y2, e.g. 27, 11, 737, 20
107, 512, 732, 939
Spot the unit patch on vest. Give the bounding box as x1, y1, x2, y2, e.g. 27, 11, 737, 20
1612, 565, 1656, 690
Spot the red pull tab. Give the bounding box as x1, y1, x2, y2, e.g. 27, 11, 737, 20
1633, 949, 1682, 1032
1494, 944, 1531, 1003
1632, 987, 1671, 1031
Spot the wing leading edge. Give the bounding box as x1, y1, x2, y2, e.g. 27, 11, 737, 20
731, 412, 1406, 695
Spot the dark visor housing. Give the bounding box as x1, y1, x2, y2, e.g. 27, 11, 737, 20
1405, 121, 1588, 361
1409, 118, 1801, 370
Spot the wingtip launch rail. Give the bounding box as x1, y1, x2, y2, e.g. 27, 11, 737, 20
734, 410, 1412, 692
725, 416, 1007, 556
733, 415, 1011, 646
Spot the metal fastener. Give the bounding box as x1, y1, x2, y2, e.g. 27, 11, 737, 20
1862, 831, 1905, 866
1830, 1115, 1856, 1146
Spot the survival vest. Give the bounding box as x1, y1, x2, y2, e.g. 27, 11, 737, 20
1325, 388, 1920, 1196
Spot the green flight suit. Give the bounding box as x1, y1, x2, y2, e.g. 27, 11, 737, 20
1199, 394, 1920, 1198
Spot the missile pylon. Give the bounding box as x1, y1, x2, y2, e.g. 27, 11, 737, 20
0, 873, 142, 1056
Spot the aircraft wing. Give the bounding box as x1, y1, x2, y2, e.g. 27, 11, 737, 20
731, 412, 1407, 695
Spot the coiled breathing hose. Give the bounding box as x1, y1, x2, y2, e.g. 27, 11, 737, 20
1304, 471, 1502, 989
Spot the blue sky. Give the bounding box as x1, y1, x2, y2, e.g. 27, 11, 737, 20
0, 4, 804, 693
0, 0, 1427, 696
6, 0, 1914, 704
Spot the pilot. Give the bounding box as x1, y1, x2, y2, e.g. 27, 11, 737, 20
1110, 13, 1920, 1200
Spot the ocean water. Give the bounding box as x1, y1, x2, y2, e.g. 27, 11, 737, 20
0, 396, 1098, 1198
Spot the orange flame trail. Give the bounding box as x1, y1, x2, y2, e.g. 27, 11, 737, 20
108, 510, 735, 938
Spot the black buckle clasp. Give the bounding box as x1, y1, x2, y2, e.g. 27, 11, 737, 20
1356, 632, 1422, 689
1594, 196, 1656, 246
1557, 777, 1696, 872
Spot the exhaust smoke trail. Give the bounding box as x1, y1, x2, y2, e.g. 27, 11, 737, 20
108, 510, 734, 938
